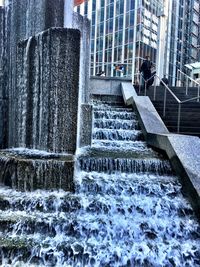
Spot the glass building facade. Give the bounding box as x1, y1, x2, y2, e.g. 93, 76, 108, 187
75, 0, 200, 85
164, 0, 200, 84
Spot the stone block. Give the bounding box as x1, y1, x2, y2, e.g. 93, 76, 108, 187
121, 82, 137, 106
90, 77, 132, 97
15, 28, 80, 153
0, 150, 75, 191
2, 0, 65, 147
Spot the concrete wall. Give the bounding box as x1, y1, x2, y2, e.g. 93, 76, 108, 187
90, 76, 131, 97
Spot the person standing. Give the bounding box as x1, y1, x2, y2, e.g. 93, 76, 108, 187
140, 56, 153, 89
160, 75, 169, 86
140, 56, 153, 81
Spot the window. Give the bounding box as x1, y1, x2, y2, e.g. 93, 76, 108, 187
119, 15, 123, 30
126, 12, 130, 28
84, 2, 88, 16
130, 10, 134, 26
130, 0, 135, 10
100, 8, 104, 22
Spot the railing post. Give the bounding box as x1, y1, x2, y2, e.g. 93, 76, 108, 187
163, 87, 167, 117
178, 70, 181, 86
144, 81, 147, 96
186, 76, 188, 95
177, 103, 181, 133
153, 77, 156, 101
198, 85, 200, 102
139, 73, 141, 94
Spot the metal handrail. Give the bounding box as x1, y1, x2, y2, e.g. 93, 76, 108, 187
137, 72, 157, 96
177, 69, 200, 101
154, 75, 200, 133
137, 73, 200, 133
178, 69, 200, 86
181, 95, 200, 104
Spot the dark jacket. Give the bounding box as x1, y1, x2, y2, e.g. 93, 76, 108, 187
160, 77, 169, 86
140, 60, 152, 79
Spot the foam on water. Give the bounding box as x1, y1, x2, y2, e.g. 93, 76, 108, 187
92, 139, 149, 151
0, 100, 199, 266
94, 118, 139, 130
93, 128, 142, 141
0, 171, 199, 267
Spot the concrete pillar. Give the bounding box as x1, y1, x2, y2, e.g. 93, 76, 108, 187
64, 7, 91, 150
78, 104, 93, 148
64, 0, 74, 28
16, 28, 80, 153
156, 0, 169, 83
131, 1, 138, 84
2, 0, 65, 148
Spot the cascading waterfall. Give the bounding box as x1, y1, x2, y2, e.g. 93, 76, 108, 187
0, 99, 199, 266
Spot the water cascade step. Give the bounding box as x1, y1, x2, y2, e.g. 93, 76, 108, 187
0, 98, 199, 266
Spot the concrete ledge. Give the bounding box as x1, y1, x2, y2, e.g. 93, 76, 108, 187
134, 96, 169, 136
78, 104, 93, 148
90, 77, 131, 96
121, 82, 200, 217
121, 82, 137, 106
0, 150, 75, 192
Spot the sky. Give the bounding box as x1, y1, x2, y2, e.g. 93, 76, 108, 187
0, 0, 3, 6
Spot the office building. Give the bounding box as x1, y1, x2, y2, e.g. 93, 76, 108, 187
75, 0, 200, 85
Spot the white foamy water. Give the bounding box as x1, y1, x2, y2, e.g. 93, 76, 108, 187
0, 169, 199, 267
0, 100, 199, 266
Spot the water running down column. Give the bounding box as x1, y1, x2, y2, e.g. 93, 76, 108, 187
0, 99, 199, 266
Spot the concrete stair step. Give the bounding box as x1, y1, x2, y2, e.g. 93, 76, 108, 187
94, 118, 140, 130
162, 120, 200, 127
145, 86, 200, 102
166, 128, 200, 137
153, 101, 200, 108
148, 92, 199, 98
160, 113, 200, 119
154, 106, 200, 112
78, 157, 174, 175
92, 94, 124, 104
163, 110, 200, 114
79, 146, 161, 159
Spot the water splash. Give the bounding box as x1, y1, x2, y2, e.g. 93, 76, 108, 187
0, 100, 199, 266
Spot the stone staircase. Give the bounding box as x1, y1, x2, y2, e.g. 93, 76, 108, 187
138, 86, 200, 137
0, 95, 199, 266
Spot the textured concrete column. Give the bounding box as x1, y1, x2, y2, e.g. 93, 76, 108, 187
156, 0, 169, 82
67, 12, 91, 150
78, 104, 93, 148
2, 0, 65, 148
71, 12, 91, 104
64, 0, 73, 28
16, 28, 80, 153
0, 6, 8, 148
